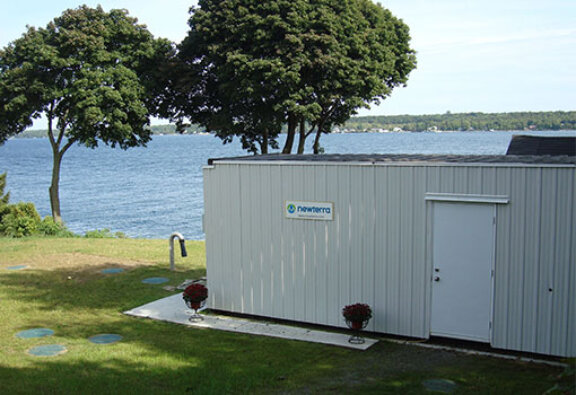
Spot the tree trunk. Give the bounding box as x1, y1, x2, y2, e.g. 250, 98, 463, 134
49, 151, 63, 224
282, 114, 296, 154
47, 116, 74, 225
313, 127, 322, 154
260, 129, 269, 154
313, 113, 330, 154
297, 118, 307, 154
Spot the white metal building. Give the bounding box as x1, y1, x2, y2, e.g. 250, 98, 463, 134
203, 153, 575, 357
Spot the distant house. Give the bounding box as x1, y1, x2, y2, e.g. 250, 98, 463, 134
203, 152, 575, 357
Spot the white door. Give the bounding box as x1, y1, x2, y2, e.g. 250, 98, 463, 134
430, 202, 495, 342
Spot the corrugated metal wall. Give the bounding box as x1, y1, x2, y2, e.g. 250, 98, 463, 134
203, 161, 575, 357
491, 166, 576, 356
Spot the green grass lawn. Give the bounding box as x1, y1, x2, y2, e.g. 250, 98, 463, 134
0, 237, 571, 394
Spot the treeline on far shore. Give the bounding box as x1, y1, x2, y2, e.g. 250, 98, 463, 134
16, 110, 576, 138
17, 123, 206, 138
344, 110, 576, 132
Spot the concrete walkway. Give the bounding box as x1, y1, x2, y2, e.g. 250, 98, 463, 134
124, 293, 377, 350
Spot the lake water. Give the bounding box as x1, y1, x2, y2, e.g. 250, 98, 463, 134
1, 130, 574, 239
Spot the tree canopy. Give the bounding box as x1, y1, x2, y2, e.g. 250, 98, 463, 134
167, 0, 416, 154
0, 5, 174, 223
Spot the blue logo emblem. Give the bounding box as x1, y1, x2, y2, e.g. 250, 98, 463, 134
287, 204, 296, 214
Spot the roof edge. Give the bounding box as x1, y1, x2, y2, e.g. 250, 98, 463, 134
207, 153, 576, 166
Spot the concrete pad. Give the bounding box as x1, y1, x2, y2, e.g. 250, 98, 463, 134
124, 293, 377, 350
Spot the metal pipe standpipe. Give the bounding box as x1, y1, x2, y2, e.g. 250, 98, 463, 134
169, 232, 187, 271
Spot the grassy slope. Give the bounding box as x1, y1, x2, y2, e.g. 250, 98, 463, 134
0, 238, 569, 394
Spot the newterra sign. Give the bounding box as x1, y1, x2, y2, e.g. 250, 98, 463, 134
285, 200, 334, 221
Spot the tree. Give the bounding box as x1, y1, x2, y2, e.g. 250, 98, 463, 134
168, 0, 295, 154
0, 6, 174, 223
169, 0, 416, 154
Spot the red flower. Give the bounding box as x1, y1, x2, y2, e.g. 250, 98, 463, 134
342, 303, 372, 322
183, 283, 208, 303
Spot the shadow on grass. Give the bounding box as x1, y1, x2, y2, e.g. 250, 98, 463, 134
1, 323, 566, 394
3, 311, 342, 394
0, 262, 203, 312
0, 264, 568, 394
1, 263, 339, 393
2, 319, 335, 393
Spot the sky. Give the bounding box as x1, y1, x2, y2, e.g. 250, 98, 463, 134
1, 0, 575, 122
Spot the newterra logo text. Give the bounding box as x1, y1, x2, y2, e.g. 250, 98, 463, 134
296, 204, 331, 214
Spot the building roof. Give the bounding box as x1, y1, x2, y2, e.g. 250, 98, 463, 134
208, 153, 576, 166
506, 135, 576, 156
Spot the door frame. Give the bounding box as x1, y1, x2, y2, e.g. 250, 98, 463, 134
424, 193, 508, 343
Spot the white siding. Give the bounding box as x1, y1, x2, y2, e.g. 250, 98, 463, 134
490, 167, 576, 356
204, 161, 575, 357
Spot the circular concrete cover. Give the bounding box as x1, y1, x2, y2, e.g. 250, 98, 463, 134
16, 328, 54, 339
141, 277, 169, 284
101, 268, 125, 274
88, 334, 123, 344
27, 344, 67, 357
6, 265, 28, 270
422, 379, 457, 393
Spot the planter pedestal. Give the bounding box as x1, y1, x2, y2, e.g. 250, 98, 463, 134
185, 300, 206, 322
345, 319, 369, 344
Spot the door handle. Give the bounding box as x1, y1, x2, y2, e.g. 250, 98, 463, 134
434, 276, 440, 282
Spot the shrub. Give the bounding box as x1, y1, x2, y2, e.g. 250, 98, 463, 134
85, 228, 117, 238
38, 216, 75, 237
84, 229, 129, 238
0, 173, 74, 238
0, 202, 42, 237
0, 172, 11, 221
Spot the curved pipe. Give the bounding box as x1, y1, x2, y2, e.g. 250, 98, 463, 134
169, 232, 187, 271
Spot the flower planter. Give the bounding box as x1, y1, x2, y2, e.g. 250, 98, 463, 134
342, 303, 372, 344
183, 283, 208, 322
